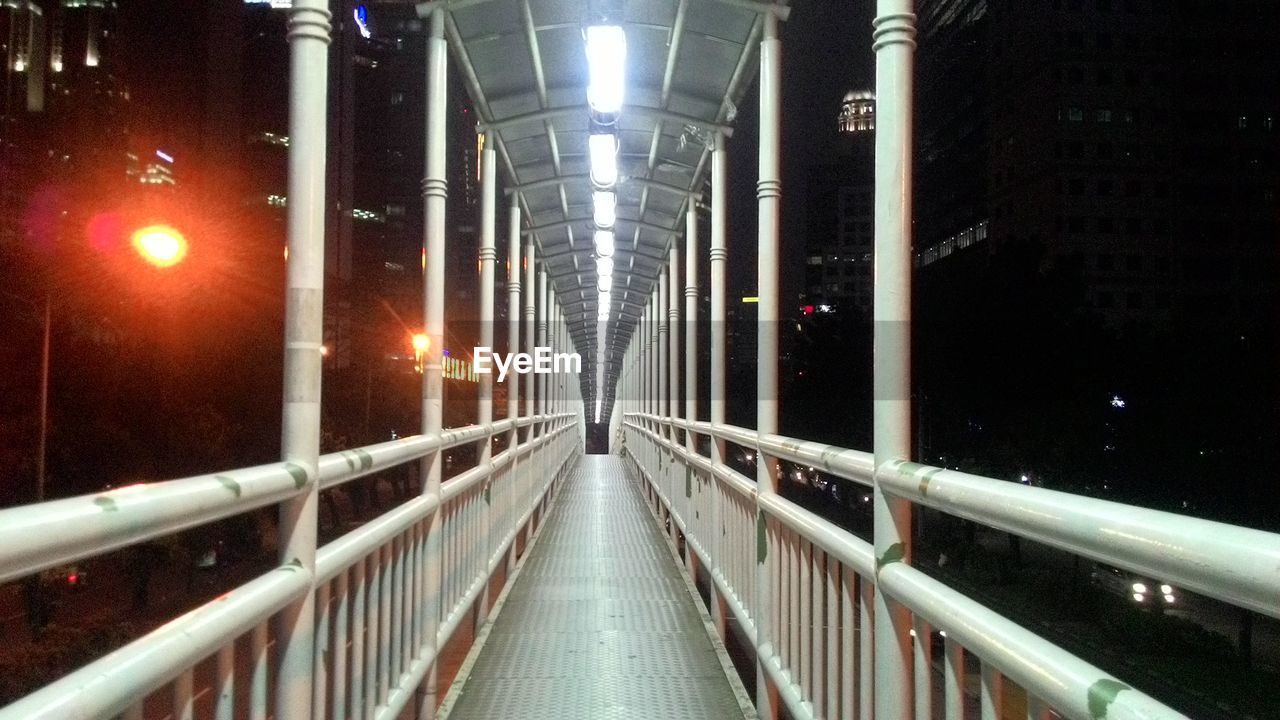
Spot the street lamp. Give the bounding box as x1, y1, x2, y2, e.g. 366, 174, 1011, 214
412, 333, 430, 373
131, 224, 188, 268
15, 222, 187, 503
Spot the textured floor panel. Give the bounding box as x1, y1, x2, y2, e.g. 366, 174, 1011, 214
445, 455, 747, 720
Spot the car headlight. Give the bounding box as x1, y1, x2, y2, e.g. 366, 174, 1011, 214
1131, 592, 1145, 603
1160, 584, 1172, 595
1163, 594, 1175, 604
1132, 582, 1148, 594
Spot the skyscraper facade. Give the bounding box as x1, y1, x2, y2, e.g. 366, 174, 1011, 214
916, 0, 1279, 330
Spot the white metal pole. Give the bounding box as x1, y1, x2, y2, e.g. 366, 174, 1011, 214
669, 243, 680, 436
684, 201, 698, 452
276, 3, 330, 719
538, 267, 548, 423
476, 140, 496, 622
418, 8, 448, 719
505, 198, 521, 572
524, 240, 536, 422
872, 3, 918, 719
658, 271, 668, 430
755, 11, 782, 719
709, 131, 728, 639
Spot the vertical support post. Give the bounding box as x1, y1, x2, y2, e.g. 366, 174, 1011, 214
658, 270, 668, 432
276, 3, 330, 720
418, 8, 448, 719
684, 200, 698, 453
522, 238, 536, 540
536, 266, 548, 514
667, 242, 681, 547
538, 267, 548, 423
669, 243, 680, 440
656, 274, 669, 529
755, 10, 782, 719
276, 1, 333, 718
872, 3, 918, 720
475, 139, 497, 623
684, 198, 699, 578
506, 197, 521, 573
524, 240, 536, 423
708, 132, 729, 640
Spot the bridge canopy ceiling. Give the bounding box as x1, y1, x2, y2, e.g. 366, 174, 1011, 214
435, 0, 765, 412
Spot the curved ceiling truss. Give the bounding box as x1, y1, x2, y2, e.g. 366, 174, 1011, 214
406, 0, 777, 420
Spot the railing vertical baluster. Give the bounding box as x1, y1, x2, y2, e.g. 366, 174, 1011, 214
812, 547, 826, 718
944, 635, 964, 720
842, 567, 856, 720
333, 568, 349, 720
173, 668, 194, 720
783, 527, 793, 671
827, 558, 840, 719
364, 550, 379, 717
800, 538, 812, 698
390, 534, 403, 685
313, 580, 331, 720
378, 543, 392, 703
980, 662, 1002, 720
123, 702, 143, 720
251, 622, 269, 720
215, 643, 235, 720
913, 615, 932, 720
351, 557, 366, 720
859, 575, 875, 720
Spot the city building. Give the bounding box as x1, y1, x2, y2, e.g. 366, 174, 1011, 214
915, 0, 1279, 330
803, 90, 875, 314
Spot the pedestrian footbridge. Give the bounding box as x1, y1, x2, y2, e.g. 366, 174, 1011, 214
1, 1, 1279, 719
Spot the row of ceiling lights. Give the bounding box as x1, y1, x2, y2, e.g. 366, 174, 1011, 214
585, 24, 626, 423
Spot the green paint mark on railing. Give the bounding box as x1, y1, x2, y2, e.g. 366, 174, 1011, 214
877, 542, 905, 571
217, 476, 242, 498
282, 558, 303, 572
918, 468, 943, 498
484, 483, 492, 505
1087, 679, 1130, 719
685, 467, 692, 498
819, 446, 840, 470
354, 449, 373, 471
896, 461, 925, 479
284, 463, 309, 489
756, 510, 768, 564
94, 496, 118, 512
342, 453, 356, 471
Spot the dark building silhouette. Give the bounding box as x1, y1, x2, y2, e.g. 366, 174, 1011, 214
803, 90, 875, 314
916, 0, 1279, 330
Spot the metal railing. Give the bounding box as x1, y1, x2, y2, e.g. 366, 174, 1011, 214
0, 412, 581, 720
620, 413, 1280, 720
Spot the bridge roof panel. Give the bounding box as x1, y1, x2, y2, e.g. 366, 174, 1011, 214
443, 0, 769, 414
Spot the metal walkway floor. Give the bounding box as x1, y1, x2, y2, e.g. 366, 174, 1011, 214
442, 455, 750, 720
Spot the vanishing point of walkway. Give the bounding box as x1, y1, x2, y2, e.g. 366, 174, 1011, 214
442, 455, 751, 720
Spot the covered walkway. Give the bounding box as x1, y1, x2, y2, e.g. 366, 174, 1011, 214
441, 455, 752, 720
